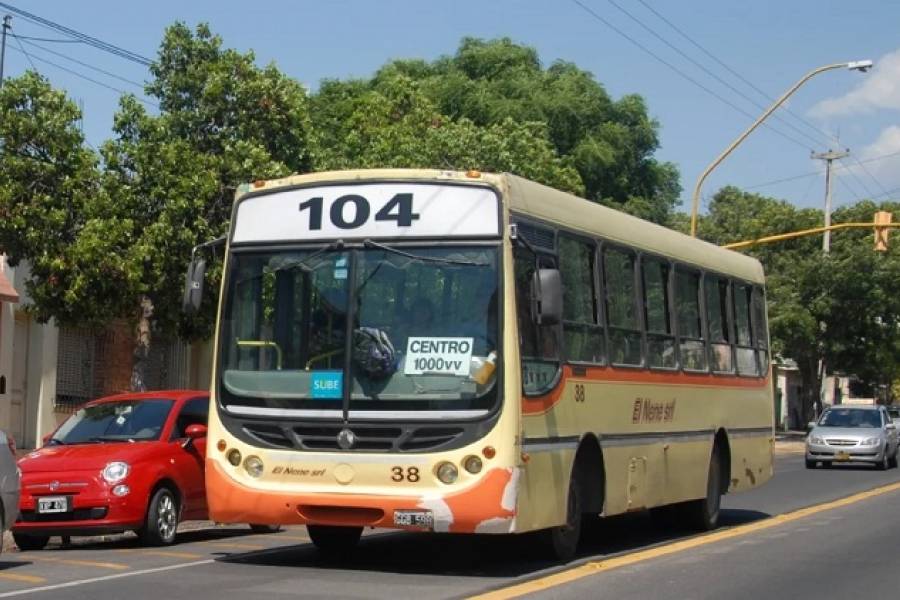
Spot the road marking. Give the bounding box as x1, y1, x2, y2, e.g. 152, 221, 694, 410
22, 556, 128, 571
0, 542, 304, 597
140, 550, 203, 559
204, 542, 264, 550
470, 480, 900, 600
0, 574, 46, 584
0, 559, 215, 598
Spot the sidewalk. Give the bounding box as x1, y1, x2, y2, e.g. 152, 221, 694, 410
774, 429, 807, 454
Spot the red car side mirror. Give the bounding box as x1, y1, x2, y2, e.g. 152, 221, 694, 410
185, 424, 208, 440
41, 433, 52, 447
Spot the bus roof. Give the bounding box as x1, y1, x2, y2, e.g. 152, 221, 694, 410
237, 168, 764, 284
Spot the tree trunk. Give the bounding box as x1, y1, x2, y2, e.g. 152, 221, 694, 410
131, 295, 154, 392
797, 356, 821, 428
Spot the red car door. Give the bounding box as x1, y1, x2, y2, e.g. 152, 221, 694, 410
168, 397, 209, 519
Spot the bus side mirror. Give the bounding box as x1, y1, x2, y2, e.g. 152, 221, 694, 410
533, 268, 562, 326
182, 258, 207, 315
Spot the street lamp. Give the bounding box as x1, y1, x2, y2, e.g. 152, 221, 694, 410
689, 59, 874, 237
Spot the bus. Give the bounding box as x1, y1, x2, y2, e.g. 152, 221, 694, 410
183, 169, 773, 560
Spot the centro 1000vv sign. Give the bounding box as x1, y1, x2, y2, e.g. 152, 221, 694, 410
231, 183, 500, 243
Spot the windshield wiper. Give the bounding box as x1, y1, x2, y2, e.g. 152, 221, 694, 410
235, 240, 346, 286
46, 438, 65, 446
363, 239, 487, 266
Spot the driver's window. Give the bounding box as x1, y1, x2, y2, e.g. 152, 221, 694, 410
170, 397, 209, 441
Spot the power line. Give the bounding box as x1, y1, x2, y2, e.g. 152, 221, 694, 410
633, 0, 838, 148
18, 35, 146, 90
743, 149, 900, 191
604, 0, 830, 150
12, 34, 82, 44
0, 2, 152, 66
568, 0, 814, 152
6, 44, 158, 108
9, 29, 35, 72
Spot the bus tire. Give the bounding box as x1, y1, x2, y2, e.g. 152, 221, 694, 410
540, 470, 582, 562
681, 446, 723, 531
307, 524, 362, 555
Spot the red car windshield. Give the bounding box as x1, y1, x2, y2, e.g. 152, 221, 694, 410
50, 399, 174, 444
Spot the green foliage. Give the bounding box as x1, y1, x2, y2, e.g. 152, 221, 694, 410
312, 37, 680, 223
698, 186, 900, 400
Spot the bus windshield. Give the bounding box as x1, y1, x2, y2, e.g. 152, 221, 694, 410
219, 245, 500, 416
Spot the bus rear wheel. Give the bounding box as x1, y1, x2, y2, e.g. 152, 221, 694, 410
307, 524, 362, 555
540, 471, 582, 562
680, 447, 722, 531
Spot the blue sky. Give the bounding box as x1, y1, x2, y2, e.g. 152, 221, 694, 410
4, 0, 900, 214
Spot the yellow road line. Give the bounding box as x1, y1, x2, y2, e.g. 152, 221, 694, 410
140, 550, 203, 559
24, 556, 129, 571
0, 573, 47, 584
204, 542, 265, 550
471, 481, 900, 600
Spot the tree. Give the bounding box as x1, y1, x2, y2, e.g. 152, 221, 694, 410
698, 186, 900, 422
312, 37, 680, 223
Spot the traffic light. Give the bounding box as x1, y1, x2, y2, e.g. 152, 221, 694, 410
874, 210, 893, 252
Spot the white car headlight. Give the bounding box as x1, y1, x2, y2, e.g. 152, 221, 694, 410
809, 436, 824, 445
102, 461, 130, 484
861, 437, 881, 446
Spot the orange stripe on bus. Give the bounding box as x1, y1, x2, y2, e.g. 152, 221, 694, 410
522, 365, 770, 415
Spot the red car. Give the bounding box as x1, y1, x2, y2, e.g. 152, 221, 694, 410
13, 390, 273, 550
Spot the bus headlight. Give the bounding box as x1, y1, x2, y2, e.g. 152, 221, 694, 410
436, 462, 458, 484
463, 456, 483, 474
227, 449, 242, 466
244, 455, 264, 478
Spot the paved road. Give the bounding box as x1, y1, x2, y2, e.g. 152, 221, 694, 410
0, 452, 896, 599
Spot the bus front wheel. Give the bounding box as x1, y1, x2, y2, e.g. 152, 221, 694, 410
307, 524, 362, 555
540, 471, 582, 562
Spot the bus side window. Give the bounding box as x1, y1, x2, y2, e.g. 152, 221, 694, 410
733, 283, 758, 376
604, 247, 642, 366
515, 251, 560, 395
559, 235, 604, 364
705, 275, 734, 373
642, 257, 675, 369
674, 267, 707, 372
752, 286, 769, 375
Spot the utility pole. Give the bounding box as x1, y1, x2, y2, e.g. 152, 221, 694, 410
0, 15, 10, 88
812, 148, 849, 252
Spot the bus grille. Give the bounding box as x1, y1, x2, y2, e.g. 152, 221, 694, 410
241, 423, 466, 452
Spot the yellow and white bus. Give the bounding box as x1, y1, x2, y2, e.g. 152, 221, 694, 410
184, 169, 773, 560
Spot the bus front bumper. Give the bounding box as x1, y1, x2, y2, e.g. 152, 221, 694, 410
206, 460, 519, 534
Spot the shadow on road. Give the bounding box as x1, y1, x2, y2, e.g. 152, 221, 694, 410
221, 507, 772, 579
21, 525, 265, 552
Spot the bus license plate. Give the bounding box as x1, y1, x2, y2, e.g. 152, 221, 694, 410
394, 510, 433, 529
36, 496, 69, 514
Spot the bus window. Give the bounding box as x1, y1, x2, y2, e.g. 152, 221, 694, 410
515, 251, 560, 395
734, 283, 758, 376
642, 257, 675, 369
753, 287, 769, 374
559, 235, 604, 364
674, 267, 707, 371
604, 247, 642, 366
705, 275, 734, 373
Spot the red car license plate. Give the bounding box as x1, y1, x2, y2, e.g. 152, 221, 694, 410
36, 495, 70, 514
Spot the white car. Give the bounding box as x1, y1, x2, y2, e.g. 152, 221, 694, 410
0, 430, 20, 551
806, 405, 899, 469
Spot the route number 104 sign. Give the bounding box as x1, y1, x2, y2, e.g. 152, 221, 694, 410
232, 183, 499, 243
